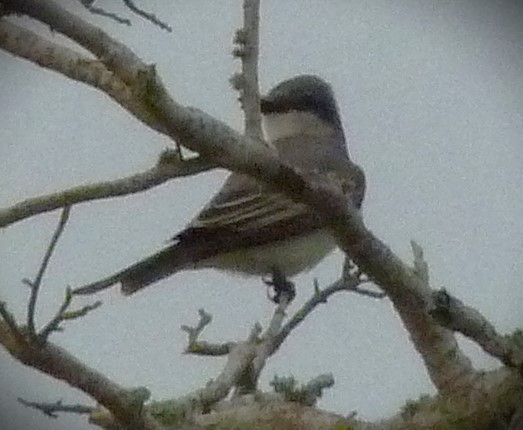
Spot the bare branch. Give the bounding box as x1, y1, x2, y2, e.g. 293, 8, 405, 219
431, 290, 523, 371
231, 0, 263, 141
26, 207, 71, 335
18, 397, 95, 418
247, 273, 378, 392
244, 295, 292, 385
39, 287, 102, 341
0, 20, 169, 136
264, 294, 291, 339
181, 309, 234, 356
237, 270, 383, 387
2, 0, 145, 85
341, 257, 385, 298
79, 0, 131, 26
0, 319, 160, 430
270, 274, 360, 352
122, 0, 172, 32
0, 153, 214, 229
411, 240, 429, 284
150, 342, 257, 421
0, 301, 26, 345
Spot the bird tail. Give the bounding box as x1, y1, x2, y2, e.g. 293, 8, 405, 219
73, 246, 184, 296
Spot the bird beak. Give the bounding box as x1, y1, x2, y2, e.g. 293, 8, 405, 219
260, 97, 274, 114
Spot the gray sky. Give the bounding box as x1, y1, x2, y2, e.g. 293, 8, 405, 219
1, 1, 522, 429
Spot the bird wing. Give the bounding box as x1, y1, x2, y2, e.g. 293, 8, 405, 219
173, 163, 365, 253
187, 173, 313, 232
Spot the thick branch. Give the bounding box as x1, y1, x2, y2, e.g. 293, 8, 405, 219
0, 320, 160, 430
2, 0, 144, 85
150, 342, 257, 424
248, 296, 292, 383
431, 290, 523, 371
0, 19, 169, 136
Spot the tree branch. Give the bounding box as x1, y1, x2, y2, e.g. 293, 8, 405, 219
0, 19, 170, 137
0, 301, 26, 345
0, 152, 214, 229
431, 289, 523, 372
2, 0, 143, 85
272, 272, 370, 353
26, 206, 71, 335
149, 312, 258, 423
39, 287, 102, 341
121, 0, 172, 32
0, 319, 160, 430
231, 0, 263, 141
181, 309, 234, 356
79, 0, 131, 26
18, 397, 95, 419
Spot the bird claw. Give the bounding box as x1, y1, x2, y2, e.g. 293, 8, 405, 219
263, 270, 296, 304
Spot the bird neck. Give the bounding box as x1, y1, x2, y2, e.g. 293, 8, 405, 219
262, 110, 335, 143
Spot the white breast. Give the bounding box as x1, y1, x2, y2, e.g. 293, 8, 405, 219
196, 229, 337, 277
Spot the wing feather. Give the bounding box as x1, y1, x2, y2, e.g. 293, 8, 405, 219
188, 174, 311, 231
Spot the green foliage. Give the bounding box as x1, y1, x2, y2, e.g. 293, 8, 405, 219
270, 375, 323, 406
400, 394, 432, 419
148, 399, 193, 427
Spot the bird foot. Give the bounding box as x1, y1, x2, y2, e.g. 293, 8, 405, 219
263, 270, 295, 304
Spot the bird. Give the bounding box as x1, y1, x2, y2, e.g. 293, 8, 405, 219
74, 75, 365, 300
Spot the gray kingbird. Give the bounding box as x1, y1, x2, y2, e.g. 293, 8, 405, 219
75, 75, 365, 298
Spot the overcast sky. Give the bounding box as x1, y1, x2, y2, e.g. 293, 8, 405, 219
1, 1, 522, 429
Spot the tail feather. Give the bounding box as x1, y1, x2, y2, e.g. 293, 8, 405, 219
119, 247, 183, 295
73, 246, 184, 296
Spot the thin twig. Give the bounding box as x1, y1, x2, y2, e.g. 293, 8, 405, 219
0, 154, 214, 229
39, 287, 102, 341
272, 273, 377, 352
411, 240, 429, 284
18, 397, 95, 418
250, 272, 381, 384
231, 0, 263, 141
26, 206, 71, 335
122, 0, 172, 32
156, 315, 260, 415
181, 309, 233, 356
79, 0, 131, 26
